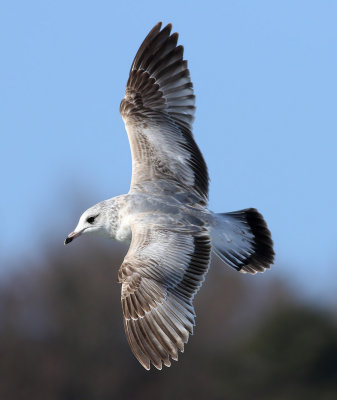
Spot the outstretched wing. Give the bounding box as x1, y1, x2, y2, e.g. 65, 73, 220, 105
120, 22, 209, 204
118, 223, 211, 370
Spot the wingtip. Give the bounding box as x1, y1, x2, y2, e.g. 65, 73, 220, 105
153, 21, 174, 36
152, 361, 163, 371
165, 22, 172, 30
154, 21, 162, 30
141, 359, 151, 370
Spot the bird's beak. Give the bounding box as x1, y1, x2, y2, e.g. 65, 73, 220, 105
64, 230, 81, 245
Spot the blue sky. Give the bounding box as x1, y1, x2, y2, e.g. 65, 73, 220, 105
1, 1, 337, 303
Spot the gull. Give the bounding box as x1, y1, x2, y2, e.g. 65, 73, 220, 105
65, 22, 274, 370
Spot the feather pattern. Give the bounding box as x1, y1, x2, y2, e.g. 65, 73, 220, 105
120, 22, 209, 204
119, 223, 211, 370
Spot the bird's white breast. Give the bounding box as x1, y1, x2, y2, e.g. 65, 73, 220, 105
115, 211, 132, 243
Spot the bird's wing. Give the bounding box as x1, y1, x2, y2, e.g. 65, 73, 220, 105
120, 22, 209, 204
118, 222, 211, 370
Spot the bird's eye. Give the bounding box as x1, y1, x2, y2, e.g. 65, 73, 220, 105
87, 216, 96, 224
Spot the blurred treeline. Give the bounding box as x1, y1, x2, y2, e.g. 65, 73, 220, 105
0, 239, 336, 400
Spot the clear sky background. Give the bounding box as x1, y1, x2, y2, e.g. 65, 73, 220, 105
1, 1, 336, 304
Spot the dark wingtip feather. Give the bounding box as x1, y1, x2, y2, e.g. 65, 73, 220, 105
130, 22, 163, 71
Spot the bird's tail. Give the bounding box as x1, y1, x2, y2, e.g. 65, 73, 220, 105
210, 208, 274, 274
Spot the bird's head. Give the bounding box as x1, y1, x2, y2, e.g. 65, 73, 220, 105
64, 204, 107, 245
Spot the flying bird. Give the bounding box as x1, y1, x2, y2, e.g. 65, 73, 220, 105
65, 22, 274, 370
